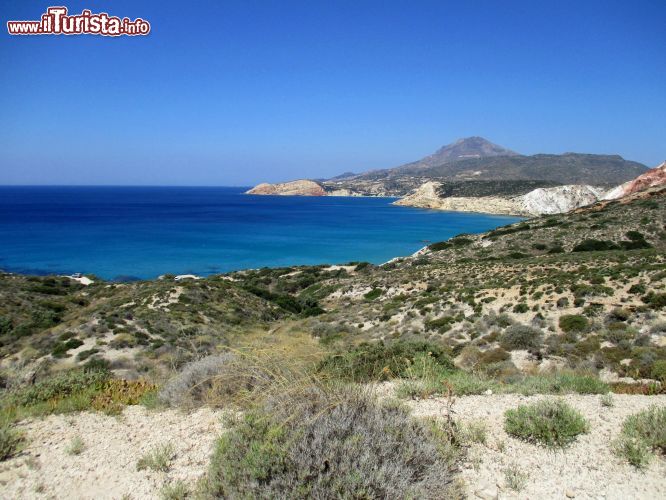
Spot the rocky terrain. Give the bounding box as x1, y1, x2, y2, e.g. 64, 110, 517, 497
1, 167, 664, 499
245, 179, 326, 196
246, 137, 648, 200
395, 181, 605, 216
604, 161, 666, 200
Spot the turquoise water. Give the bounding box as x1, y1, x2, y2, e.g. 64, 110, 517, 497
0, 186, 521, 280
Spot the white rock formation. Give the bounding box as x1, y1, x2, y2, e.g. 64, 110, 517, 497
521, 185, 603, 215
395, 181, 605, 216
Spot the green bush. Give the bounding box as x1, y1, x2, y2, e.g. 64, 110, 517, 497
499, 325, 543, 351
514, 373, 609, 395
424, 316, 455, 333
504, 399, 589, 447
559, 315, 589, 333
625, 231, 645, 241
651, 360, 666, 382
428, 241, 452, 251
363, 288, 383, 301
572, 240, 619, 252
512, 303, 529, 313
318, 341, 454, 382
202, 386, 461, 499
613, 406, 666, 468
643, 292, 666, 309
3, 367, 109, 408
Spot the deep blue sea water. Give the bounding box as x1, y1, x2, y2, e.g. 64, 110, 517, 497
0, 186, 521, 280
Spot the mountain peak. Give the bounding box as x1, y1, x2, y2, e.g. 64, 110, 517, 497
410, 137, 518, 169
433, 137, 518, 159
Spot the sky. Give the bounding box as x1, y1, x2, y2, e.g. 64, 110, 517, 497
1, 0, 665, 186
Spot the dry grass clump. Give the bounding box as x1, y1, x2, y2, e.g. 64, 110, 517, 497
0, 423, 23, 461
158, 329, 324, 409
200, 383, 463, 499
157, 347, 318, 409
158, 354, 250, 408
136, 442, 176, 472
66, 436, 85, 456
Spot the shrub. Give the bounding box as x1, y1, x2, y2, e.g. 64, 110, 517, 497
613, 435, 652, 468
202, 385, 461, 499
643, 292, 666, 309
608, 308, 631, 322
0, 424, 23, 461
504, 399, 589, 447
572, 239, 619, 252
91, 379, 157, 413
613, 406, 666, 468
559, 315, 589, 333
512, 303, 529, 314
319, 341, 454, 383
3, 367, 109, 408
651, 360, 666, 381
514, 373, 608, 395
428, 241, 452, 251
626, 230, 645, 241
425, 316, 455, 333
619, 239, 652, 250
364, 288, 383, 301
628, 284, 646, 295
499, 324, 543, 351
158, 354, 271, 408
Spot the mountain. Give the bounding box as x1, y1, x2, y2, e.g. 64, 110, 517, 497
604, 161, 666, 200
348, 151, 647, 185
246, 137, 649, 199
393, 136, 518, 171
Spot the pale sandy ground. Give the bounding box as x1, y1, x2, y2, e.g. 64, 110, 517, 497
408, 394, 666, 500
1, 395, 664, 499
0, 406, 223, 500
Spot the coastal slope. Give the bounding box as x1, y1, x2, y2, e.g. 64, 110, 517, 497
246, 137, 648, 202
394, 181, 603, 216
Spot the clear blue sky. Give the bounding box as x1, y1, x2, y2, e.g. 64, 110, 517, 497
1, 0, 665, 185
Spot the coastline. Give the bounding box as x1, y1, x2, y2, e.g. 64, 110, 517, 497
0, 186, 523, 281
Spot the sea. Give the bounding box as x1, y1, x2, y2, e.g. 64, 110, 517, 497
0, 186, 521, 280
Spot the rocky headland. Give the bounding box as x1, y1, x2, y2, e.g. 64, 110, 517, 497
245, 179, 326, 196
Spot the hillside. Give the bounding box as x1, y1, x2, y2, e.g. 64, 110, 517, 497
1, 185, 665, 499
2, 187, 663, 383
248, 138, 648, 198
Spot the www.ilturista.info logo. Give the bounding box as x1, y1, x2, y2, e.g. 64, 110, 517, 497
7, 6, 151, 36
